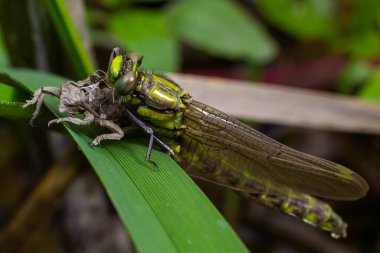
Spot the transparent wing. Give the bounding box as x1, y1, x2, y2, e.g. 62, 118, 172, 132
177, 100, 368, 201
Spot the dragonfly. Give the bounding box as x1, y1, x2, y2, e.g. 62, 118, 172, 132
103, 48, 369, 238
30, 47, 367, 239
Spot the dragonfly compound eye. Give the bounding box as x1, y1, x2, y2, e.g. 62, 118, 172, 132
114, 71, 138, 96
108, 55, 123, 83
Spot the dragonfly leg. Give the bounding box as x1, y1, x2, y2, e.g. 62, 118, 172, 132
152, 136, 175, 157
22, 86, 60, 126
90, 118, 125, 146
121, 126, 174, 158
146, 133, 158, 169
48, 110, 95, 127
124, 109, 174, 166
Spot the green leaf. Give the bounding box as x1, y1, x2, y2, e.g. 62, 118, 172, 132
359, 69, 380, 101
256, 0, 335, 39
345, 0, 380, 33
337, 61, 373, 94
0, 67, 249, 253
334, 31, 380, 58
107, 10, 180, 72
43, 0, 94, 78
167, 0, 277, 64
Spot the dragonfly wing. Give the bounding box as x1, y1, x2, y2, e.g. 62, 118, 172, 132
178, 100, 368, 200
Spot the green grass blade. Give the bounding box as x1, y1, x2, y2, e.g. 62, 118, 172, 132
0, 67, 249, 253
42, 0, 94, 77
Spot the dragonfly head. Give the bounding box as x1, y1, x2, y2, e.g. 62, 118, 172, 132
107, 49, 143, 85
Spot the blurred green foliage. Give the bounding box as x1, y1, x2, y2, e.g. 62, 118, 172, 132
255, 0, 380, 99
359, 70, 380, 100
107, 9, 179, 71
256, 0, 336, 39
90, 0, 277, 71
167, 0, 277, 64
338, 61, 373, 94
0, 29, 8, 67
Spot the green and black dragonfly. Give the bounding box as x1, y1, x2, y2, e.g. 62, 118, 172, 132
106, 48, 369, 238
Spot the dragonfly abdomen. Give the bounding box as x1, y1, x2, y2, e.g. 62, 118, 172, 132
177, 136, 348, 239
250, 190, 347, 238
